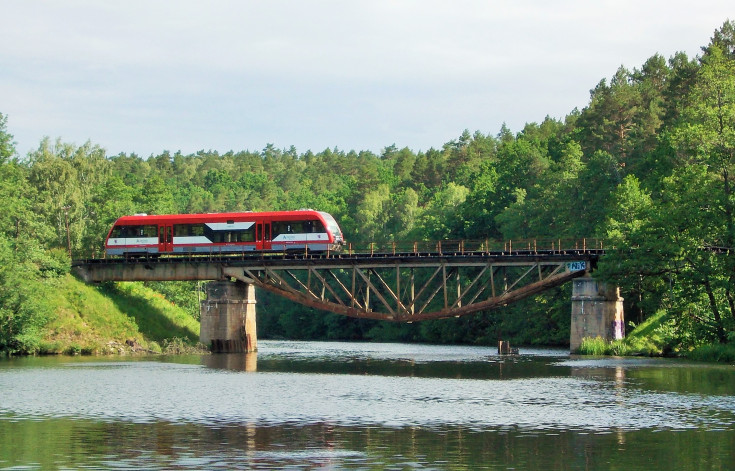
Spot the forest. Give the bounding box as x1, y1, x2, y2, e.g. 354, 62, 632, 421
1, 21, 734, 356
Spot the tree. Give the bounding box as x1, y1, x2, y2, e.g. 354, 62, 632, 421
136, 175, 177, 215
417, 183, 469, 239
0, 235, 57, 354
0, 112, 16, 164
388, 188, 420, 240
703, 20, 735, 59
82, 175, 136, 256
496, 140, 586, 239
354, 184, 391, 242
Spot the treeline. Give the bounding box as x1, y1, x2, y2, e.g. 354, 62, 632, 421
1, 21, 734, 354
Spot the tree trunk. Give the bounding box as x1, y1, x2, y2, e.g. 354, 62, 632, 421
704, 277, 728, 343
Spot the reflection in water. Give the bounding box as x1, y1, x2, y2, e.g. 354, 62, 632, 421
203, 352, 258, 372
2, 416, 734, 470
1, 340, 735, 470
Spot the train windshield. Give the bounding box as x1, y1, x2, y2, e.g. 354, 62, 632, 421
319, 212, 343, 238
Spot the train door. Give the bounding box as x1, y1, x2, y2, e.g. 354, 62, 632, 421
256, 221, 272, 251
256, 222, 261, 250
158, 225, 173, 253
264, 222, 271, 250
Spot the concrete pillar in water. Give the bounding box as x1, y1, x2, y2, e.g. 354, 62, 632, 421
200, 281, 257, 353
570, 277, 624, 352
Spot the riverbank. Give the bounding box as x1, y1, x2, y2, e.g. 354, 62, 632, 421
577, 309, 735, 363
1, 274, 201, 356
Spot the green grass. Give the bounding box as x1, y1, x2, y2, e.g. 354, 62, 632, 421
626, 309, 669, 341
100, 281, 200, 343
576, 310, 672, 357
686, 343, 735, 363
37, 275, 200, 355
577, 336, 663, 356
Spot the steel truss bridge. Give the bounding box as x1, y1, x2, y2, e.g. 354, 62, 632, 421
73, 239, 604, 322
72, 239, 604, 322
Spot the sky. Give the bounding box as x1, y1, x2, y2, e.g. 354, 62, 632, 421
1, 1, 732, 158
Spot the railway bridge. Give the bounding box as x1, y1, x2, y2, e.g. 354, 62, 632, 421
72, 239, 623, 353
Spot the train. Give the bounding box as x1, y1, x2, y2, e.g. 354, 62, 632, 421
104, 210, 345, 256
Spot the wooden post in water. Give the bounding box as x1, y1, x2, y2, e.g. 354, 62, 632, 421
200, 281, 257, 353
498, 341, 518, 355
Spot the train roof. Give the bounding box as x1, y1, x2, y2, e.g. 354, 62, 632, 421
113, 210, 331, 225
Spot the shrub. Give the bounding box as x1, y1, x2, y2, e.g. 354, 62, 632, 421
577, 336, 609, 355
577, 336, 665, 357
686, 344, 735, 363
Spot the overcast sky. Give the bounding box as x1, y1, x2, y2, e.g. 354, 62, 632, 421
1, 1, 732, 158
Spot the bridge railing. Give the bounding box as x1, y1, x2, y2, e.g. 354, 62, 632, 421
342, 238, 605, 256
73, 238, 606, 261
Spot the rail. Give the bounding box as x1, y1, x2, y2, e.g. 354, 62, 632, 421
73, 238, 606, 265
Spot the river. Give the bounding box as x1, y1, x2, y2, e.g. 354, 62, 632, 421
1, 340, 734, 470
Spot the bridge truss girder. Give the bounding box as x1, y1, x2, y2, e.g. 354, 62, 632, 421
222, 258, 588, 322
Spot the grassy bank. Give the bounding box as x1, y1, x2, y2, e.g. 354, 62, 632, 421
576, 310, 735, 362
36, 275, 201, 355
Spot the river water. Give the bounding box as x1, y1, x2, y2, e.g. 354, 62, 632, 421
1, 341, 734, 470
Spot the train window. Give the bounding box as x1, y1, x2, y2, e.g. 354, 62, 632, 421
272, 221, 290, 237
272, 220, 325, 236
204, 224, 254, 243
110, 225, 127, 238
142, 225, 158, 237
236, 228, 255, 242
302, 220, 325, 233
174, 224, 205, 237
191, 224, 205, 236
124, 225, 157, 237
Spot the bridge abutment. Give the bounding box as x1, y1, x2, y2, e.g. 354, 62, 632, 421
200, 281, 257, 353
570, 277, 624, 351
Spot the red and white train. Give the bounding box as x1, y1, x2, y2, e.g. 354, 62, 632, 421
105, 210, 344, 256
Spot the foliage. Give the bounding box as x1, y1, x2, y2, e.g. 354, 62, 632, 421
687, 342, 735, 363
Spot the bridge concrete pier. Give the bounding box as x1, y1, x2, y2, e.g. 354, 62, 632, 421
570, 277, 624, 352
200, 281, 257, 353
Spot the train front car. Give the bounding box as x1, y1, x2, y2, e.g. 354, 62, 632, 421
269, 210, 344, 253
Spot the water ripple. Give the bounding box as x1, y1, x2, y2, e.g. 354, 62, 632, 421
2, 358, 734, 433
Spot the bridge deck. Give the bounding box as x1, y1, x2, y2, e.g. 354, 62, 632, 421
73, 248, 603, 273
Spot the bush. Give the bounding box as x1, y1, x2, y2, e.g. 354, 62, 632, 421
686, 344, 735, 363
